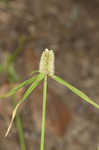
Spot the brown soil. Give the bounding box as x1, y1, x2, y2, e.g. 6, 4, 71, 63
0, 0, 99, 150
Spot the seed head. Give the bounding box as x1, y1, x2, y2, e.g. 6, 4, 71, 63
39, 49, 54, 75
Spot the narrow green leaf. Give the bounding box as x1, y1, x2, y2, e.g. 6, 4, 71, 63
40, 75, 47, 150
18, 73, 44, 104
5, 73, 44, 136
30, 70, 40, 76
51, 75, 99, 109
0, 75, 38, 99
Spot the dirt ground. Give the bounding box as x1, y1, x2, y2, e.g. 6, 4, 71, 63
0, 0, 99, 150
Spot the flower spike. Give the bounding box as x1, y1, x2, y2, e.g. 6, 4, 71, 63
39, 49, 54, 75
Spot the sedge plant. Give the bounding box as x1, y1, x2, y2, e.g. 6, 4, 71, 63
0, 48, 99, 150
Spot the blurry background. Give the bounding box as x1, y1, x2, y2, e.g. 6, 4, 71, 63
0, 0, 99, 149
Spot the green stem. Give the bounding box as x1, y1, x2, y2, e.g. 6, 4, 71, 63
40, 75, 47, 150
12, 96, 26, 150
15, 113, 26, 150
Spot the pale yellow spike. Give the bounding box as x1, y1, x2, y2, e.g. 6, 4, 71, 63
39, 49, 55, 75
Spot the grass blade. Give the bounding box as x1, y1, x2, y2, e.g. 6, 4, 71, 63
0, 75, 38, 99
51, 75, 99, 109
15, 113, 26, 150
5, 73, 44, 136
40, 75, 47, 150
30, 70, 40, 76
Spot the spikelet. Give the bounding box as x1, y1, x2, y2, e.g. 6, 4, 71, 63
39, 49, 54, 75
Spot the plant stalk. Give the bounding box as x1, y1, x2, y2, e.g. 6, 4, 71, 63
15, 112, 26, 150
40, 75, 47, 150
12, 95, 26, 150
